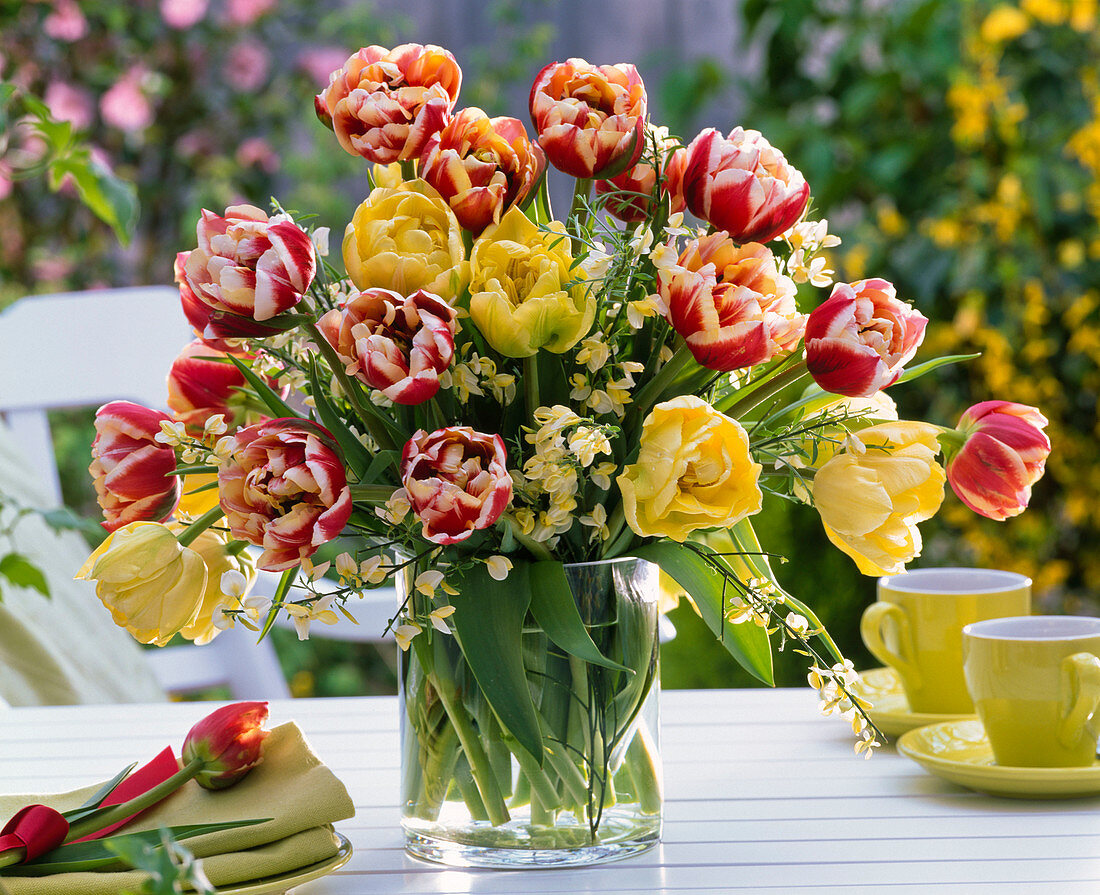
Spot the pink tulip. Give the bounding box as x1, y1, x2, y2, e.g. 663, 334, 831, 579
90, 401, 181, 532
218, 419, 352, 571
401, 427, 512, 545
419, 107, 546, 234
945, 401, 1050, 521
166, 339, 255, 433
181, 701, 269, 790
179, 205, 316, 334
317, 288, 456, 405
529, 58, 647, 179
682, 126, 809, 243
315, 44, 461, 164
658, 234, 805, 371
805, 278, 928, 397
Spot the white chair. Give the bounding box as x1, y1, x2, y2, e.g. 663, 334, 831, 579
0, 288, 299, 698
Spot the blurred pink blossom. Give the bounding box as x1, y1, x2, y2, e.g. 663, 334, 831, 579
296, 46, 349, 86
227, 0, 276, 26
225, 39, 271, 93
44, 0, 88, 42
235, 136, 280, 173
160, 0, 210, 29
101, 71, 155, 133
0, 164, 12, 202
177, 129, 216, 158
45, 81, 94, 131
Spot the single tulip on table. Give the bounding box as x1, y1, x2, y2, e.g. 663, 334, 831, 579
0, 703, 270, 873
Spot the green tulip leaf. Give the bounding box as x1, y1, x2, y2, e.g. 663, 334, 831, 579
632, 540, 774, 686
448, 562, 543, 762
894, 353, 980, 386
528, 561, 631, 673
12, 820, 269, 876
226, 355, 303, 419
307, 357, 374, 477
0, 553, 49, 598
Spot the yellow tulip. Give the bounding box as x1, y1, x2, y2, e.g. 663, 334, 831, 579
468, 207, 595, 357
812, 420, 946, 576
342, 179, 469, 301
618, 396, 762, 542
176, 525, 257, 645
76, 522, 207, 646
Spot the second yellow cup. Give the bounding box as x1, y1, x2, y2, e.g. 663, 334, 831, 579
861, 567, 1031, 714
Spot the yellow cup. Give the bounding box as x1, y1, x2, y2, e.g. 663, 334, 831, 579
963, 615, 1100, 768
861, 568, 1031, 714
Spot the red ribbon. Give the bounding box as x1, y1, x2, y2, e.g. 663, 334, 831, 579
0, 804, 69, 861
72, 746, 180, 842
0, 745, 181, 864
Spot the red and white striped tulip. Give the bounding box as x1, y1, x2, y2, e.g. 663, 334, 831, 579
682, 126, 809, 244
805, 278, 928, 397
166, 339, 254, 433
218, 419, 352, 571
401, 426, 512, 545
179, 205, 316, 336
658, 234, 805, 371
944, 401, 1050, 521
529, 58, 647, 180
419, 107, 546, 234
90, 401, 181, 532
316, 288, 456, 405
594, 126, 685, 223
316, 43, 461, 164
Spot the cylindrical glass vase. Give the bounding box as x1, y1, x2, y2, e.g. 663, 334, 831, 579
399, 557, 662, 868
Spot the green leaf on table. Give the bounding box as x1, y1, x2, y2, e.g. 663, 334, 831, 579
74, 763, 139, 812
632, 540, 774, 686
528, 561, 630, 673
48, 154, 139, 246
0, 553, 49, 597
893, 353, 980, 386
449, 562, 543, 762
12, 820, 269, 876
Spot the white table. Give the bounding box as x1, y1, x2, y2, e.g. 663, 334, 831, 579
2, 690, 1099, 894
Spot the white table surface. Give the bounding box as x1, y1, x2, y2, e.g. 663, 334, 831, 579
2, 689, 1099, 895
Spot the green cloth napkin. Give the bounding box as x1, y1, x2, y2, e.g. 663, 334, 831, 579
0, 721, 355, 894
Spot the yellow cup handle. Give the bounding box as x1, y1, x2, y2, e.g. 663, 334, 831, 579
860, 602, 921, 690
1059, 652, 1100, 750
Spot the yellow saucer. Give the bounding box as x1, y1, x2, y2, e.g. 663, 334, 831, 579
853, 667, 974, 739
897, 720, 1100, 799
214, 832, 353, 894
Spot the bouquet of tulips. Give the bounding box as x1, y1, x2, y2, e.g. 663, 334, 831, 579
76, 43, 1050, 856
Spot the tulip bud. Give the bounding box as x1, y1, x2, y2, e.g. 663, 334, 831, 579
529, 58, 647, 179
166, 340, 252, 434
804, 278, 928, 397
90, 401, 181, 532
181, 701, 270, 790
401, 426, 512, 544
944, 401, 1050, 521
681, 126, 809, 244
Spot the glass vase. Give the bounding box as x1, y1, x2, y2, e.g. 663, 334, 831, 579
398, 557, 662, 868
